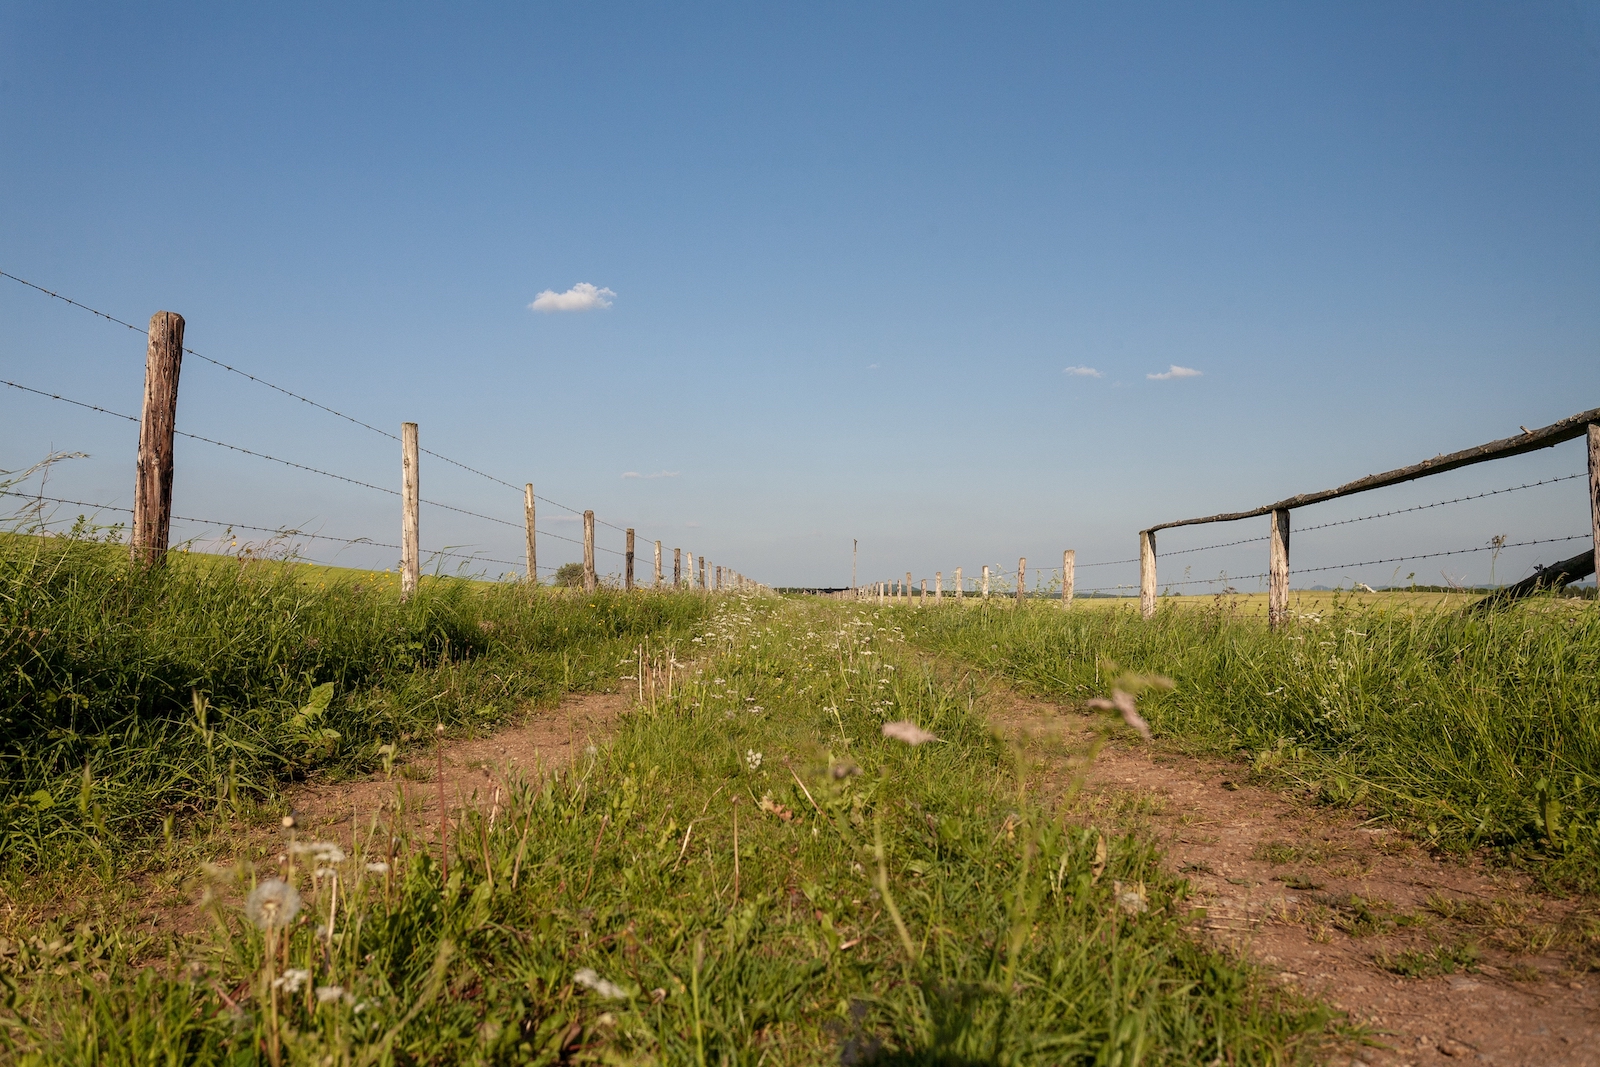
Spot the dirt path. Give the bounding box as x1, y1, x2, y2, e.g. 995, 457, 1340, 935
285, 690, 630, 844
994, 691, 1600, 1067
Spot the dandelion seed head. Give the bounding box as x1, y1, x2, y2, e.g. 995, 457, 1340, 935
574, 967, 628, 999
244, 878, 301, 930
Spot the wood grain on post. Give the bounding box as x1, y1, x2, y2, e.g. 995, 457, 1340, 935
1016, 557, 1026, 604
674, 547, 682, 588
655, 541, 663, 588
523, 484, 537, 582
400, 422, 420, 599
1062, 550, 1075, 607
1139, 530, 1157, 620
698, 555, 706, 592
955, 566, 962, 600
131, 311, 185, 567
982, 565, 989, 599
582, 511, 597, 593
1268, 508, 1291, 631
1590, 424, 1599, 569
625, 529, 636, 591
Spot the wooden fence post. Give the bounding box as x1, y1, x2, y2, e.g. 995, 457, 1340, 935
131, 311, 185, 567
955, 566, 962, 600
982, 565, 990, 599
1139, 530, 1157, 619
716, 564, 723, 592
674, 548, 682, 588
1016, 557, 1026, 604
625, 529, 636, 591
1062, 549, 1075, 607
905, 572, 912, 606
583, 511, 597, 593
935, 571, 942, 602
400, 422, 420, 599
1268, 508, 1291, 630
698, 555, 706, 592
1589, 423, 1599, 568
919, 578, 926, 606
655, 541, 663, 588
523, 484, 537, 583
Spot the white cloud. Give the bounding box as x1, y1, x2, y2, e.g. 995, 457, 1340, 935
1063, 366, 1103, 378
1146, 364, 1202, 380
867, 363, 880, 370
529, 283, 616, 313
621, 470, 680, 480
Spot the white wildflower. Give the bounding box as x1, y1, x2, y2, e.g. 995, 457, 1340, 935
881, 721, 938, 746
274, 968, 311, 994
574, 967, 628, 999
1113, 880, 1148, 915
365, 861, 390, 874
315, 984, 347, 1004
290, 841, 346, 864
745, 749, 763, 771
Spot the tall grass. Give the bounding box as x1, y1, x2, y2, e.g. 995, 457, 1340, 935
3, 596, 1331, 1065
900, 594, 1600, 887
0, 533, 707, 870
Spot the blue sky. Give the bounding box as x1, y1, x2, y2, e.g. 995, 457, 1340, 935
3, 2, 1597, 590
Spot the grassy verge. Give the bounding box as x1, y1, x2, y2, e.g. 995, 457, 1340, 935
1, 595, 1331, 1065
0, 533, 708, 872
897, 593, 1600, 889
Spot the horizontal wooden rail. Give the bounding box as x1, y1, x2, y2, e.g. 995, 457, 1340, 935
1146, 406, 1600, 534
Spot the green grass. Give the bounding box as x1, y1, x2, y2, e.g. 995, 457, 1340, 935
0, 596, 1332, 1065
897, 593, 1600, 887
0, 532, 708, 871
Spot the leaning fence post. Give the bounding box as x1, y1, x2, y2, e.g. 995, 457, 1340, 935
1062, 549, 1075, 607
1589, 423, 1599, 567
583, 511, 597, 593
400, 422, 420, 599
523, 484, 537, 583
655, 541, 663, 588
131, 311, 185, 567
1139, 530, 1157, 619
625, 529, 636, 591
982, 565, 990, 599
1016, 557, 1026, 604
1268, 509, 1291, 630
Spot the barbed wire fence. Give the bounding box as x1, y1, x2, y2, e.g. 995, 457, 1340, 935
844, 409, 1599, 616
0, 271, 767, 595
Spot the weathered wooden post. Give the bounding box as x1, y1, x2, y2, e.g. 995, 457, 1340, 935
1139, 530, 1157, 620
1590, 423, 1599, 567
934, 571, 942, 602
674, 548, 682, 588
131, 311, 184, 567
624, 529, 636, 591
1268, 509, 1291, 631
698, 555, 706, 592
655, 541, 663, 588
716, 564, 723, 592
955, 566, 962, 600
582, 511, 597, 593
400, 422, 420, 599
1062, 549, 1075, 607
523, 484, 537, 582
905, 572, 912, 606
982, 565, 990, 599
1016, 557, 1026, 604
919, 578, 926, 606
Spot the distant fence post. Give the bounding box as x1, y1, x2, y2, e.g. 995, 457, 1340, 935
1063, 549, 1074, 606
655, 541, 663, 588
131, 311, 185, 567
523, 484, 537, 583
716, 564, 723, 592
400, 422, 420, 599
919, 578, 926, 606
905, 571, 912, 606
982, 565, 989, 599
582, 511, 597, 593
1139, 530, 1156, 619
698, 555, 706, 592
674, 547, 682, 587
1268, 508, 1291, 630
1016, 557, 1026, 604
935, 571, 942, 602
625, 529, 636, 591
1590, 423, 1599, 566
955, 566, 962, 600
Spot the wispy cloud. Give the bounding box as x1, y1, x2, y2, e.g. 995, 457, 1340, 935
867, 363, 880, 370
529, 283, 615, 313
1063, 366, 1103, 378
621, 470, 680, 480
1146, 364, 1202, 380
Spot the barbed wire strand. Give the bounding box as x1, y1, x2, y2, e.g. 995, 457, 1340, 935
1, 269, 640, 534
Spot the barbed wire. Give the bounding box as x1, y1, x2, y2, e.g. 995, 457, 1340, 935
1, 269, 641, 535
1296, 472, 1588, 532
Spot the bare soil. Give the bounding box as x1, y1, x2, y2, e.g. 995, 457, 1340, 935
994, 691, 1600, 1067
